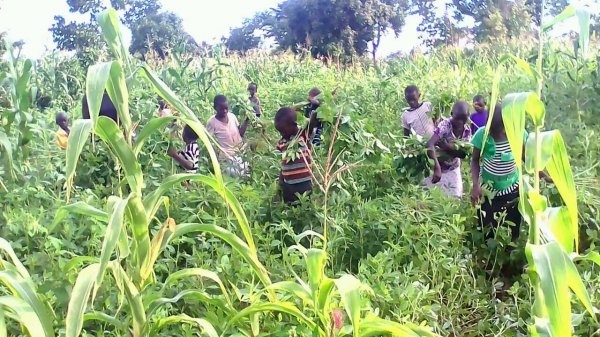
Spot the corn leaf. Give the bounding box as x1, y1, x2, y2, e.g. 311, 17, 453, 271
174, 223, 272, 291
64, 119, 93, 199
0, 270, 54, 337
151, 314, 218, 337
95, 117, 143, 193
0, 309, 6, 337
52, 202, 108, 233
108, 262, 146, 336
540, 207, 574, 253
83, 312, 126, 331
0, 238, 30, 280
85, 62, 113, 130
0, 296, 47, 337
576, 7, 591, 58
0, 130, 15, 180
226, 302, 316, 331
265, 281, 312, 304
105, 61, 132, 140
333, 274, 362, 337
317, 277, 335, 312
361, 316, 438, 337
133, 116, 177, 156
543, 5, 576, 31
564, 253, 595, 320
306, 249, 326, 301
16, 60, 33, 112
139, 66, 223, 183
66, 263, 100, 337
526, 243, 570, 337
97, 9, 130, 70
141, 217, 176, 281
126, 196, 151, 286
147, 290, 224, 318
163, 268, 231, 307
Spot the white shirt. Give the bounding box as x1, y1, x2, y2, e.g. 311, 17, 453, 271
206, 113, 243, 158
401, 102, 435, 138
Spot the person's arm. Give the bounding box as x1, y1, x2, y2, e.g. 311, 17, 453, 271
239, 117, 250, 137
168, 147, 195, 171
426, 134, 442, 183
471, 148, 483, 205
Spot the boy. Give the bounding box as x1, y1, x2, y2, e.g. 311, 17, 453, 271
248, 82, 262, 117
275, 107, 313, 203
158, 99, 172, 117
82, 91, 119, 124
206, 95, 250, 177
425, 101, 471, 197
402, 85, 435, 138
471, 95, 488, 133
304, 87, 323, 145
55, 111, 70, 150
471, 104, 524, 242
167, 125, 200, 173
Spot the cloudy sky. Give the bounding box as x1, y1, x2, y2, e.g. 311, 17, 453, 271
0, 0, 424, 58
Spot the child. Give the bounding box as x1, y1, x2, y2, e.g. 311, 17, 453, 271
82, 91, 119, 124
402, 85, 435, 138
167, 125, 200, 173
425, 101, 472, 197
248, 82, 261, 117
304, 87, 323, 145
206, 95, 250, 177
275, 107, 313, 203
158, 99, 172, 117
55, 111, 70, 150
471, 104, 525, 242
471, 95, 488, 133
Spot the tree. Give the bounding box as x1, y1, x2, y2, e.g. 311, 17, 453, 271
129, 12, 197, 58
225, 17, 263, 54
255, 0, 409, 61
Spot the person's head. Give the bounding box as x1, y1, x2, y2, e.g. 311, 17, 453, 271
450, 101, 470, 129
158, 99, 167, 111
404, 85, 421, 109
213, 95, 229, 116
308, 87, 321, 99
82, 91, 119, 124
473, 95, 486, 113
489, 103, 504, 134
274, 107, 299, 138
56, 111, 69, 130
182, 125, 199, 144
248, 83, 257, 97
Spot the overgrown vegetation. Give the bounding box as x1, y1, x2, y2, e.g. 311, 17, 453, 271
1, 3, 600, 337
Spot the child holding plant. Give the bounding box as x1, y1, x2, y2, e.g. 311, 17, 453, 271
55, 111, 70, 150
425, 101, 471, 197
402, 85, 436, 138
471, 95, 488, 133
304, 87, 323, 146
167, 125, 200, 174
248, 82, 261, 117
274, 107, 315, 203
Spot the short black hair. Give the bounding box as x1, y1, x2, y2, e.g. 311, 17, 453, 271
405, 85, 419, 95
82, 91, 119, 124
274, 107, 296, 130
158, 99, 167, 110
452, 101, 470, 117
248, 82, 257, 89
473, 94, 486, 103
213, 95, 227, 108
182, 125, 198, 141
55, 111, 68, 124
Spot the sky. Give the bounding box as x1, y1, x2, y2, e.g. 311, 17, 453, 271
0, 0, 423, 58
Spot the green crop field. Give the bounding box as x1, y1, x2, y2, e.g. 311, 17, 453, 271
1, 5, 600, 337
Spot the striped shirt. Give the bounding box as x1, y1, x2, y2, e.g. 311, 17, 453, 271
277, 135, 312, 185
402, 102, 435, 138
471, 128, 527, 194
180, 142, 200, 173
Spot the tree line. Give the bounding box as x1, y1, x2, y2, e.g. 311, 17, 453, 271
48, 0, 599, 64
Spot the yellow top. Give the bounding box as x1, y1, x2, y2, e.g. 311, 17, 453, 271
56, 128, 68, 150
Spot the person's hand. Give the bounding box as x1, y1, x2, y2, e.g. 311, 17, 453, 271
432, 165, 442, 184
167, 147, 178, 157
471, 184, 482, 206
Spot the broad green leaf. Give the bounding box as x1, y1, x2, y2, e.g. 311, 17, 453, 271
163, 268, 232, 307
97, 9, 130, 69
147, 290, 223, 318
174, 223, 272, 292
108, 262, 145, 336
266, 281, 312, 305
144, 174, 255, 253
361, 316, 438, 337
540, 207, 574, 253
85, 62, 113, 129
95, 117, 143, 193
575, 7, 591, 58
16, 60, 32, 112
0, 296, 47, 337
572, 251, 600, 266
141, 218, 176, 281
139, 66, 223, 183
125, 196, 151, 286
0, 270, 54, 337
526, 243, 570, 337
66, 263, 100, 337
83, 312, 126, 331
564, 254, 595, 320
334, 275, 362, 337
0, 238, 30, 279
510, 55, 538, 82
51, 202, 108, 233
133, 116, 177, 155
317, 277, 335, 312
64, 119, 93, 200
306, 248, 326, 297
151, 314, 218, 337
543, 5, 576, 31
94, 195, 130, 299
226, 302, 316, 331
105, 61, 132, 141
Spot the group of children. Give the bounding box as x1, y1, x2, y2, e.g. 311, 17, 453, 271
54, 83, 530, 242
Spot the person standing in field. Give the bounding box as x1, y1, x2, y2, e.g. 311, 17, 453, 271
55, 111, 70, 150
304, 87, 323, 146
470, 95, 488, 133
471, 104, 525, 242
82, 91, 119, 124
425, 101, 472, 197
206, 95, 250, 177
402, 85, 436, 138
248, 82, 262, 117
274, 107, 314, 203
168, 125, 200, 173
